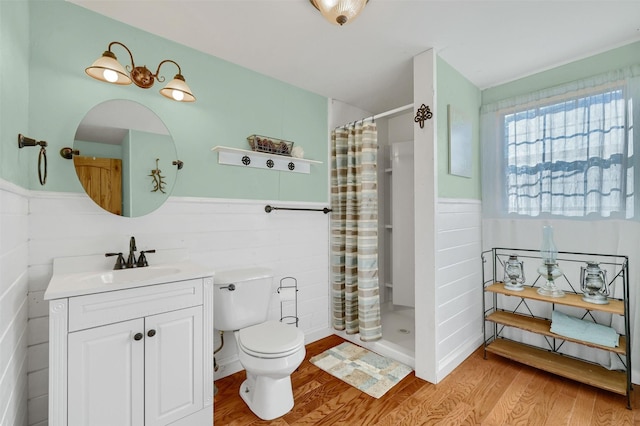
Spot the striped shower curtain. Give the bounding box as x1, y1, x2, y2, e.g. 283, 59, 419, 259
330, 121, 382, 342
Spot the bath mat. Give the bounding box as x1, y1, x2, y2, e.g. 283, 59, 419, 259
309, 342, 413, 398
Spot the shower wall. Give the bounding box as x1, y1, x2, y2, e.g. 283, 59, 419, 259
378, 112, 415, 305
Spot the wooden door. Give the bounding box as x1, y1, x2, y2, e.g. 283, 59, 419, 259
74, 156, 122, 215
68, 318, 145, 426
145, 306, 203, 426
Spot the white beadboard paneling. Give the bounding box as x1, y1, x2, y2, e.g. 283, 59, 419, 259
27, 343, 48, 373
27, 394, 47, 426
28, 291, 48, 319
435, 199, 482, 381
27, 317, 48, 346
27, 190, 331, 424
27, 368, 47, 399
0, 184, 29, 426
0, 307, 28, 426
1, 244, 28, 297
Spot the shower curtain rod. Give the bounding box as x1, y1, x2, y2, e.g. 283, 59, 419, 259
337, 103, 413, 129
371, 103, 413, 121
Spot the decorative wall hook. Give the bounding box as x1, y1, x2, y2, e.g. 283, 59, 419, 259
149, 158, 167, 193
60, 147, 80, 159
172, 160, 184, 170
414, 104, 433, 128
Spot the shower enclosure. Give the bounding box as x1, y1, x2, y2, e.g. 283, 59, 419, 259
333, 105, 416, 367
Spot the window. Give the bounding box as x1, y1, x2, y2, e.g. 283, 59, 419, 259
504, 86, 631, 217
480, 68, 639, 220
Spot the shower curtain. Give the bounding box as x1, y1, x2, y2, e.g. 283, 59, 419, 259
330, 121, 382, 342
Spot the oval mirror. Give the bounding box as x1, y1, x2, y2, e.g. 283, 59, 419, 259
73, 100, 178, 217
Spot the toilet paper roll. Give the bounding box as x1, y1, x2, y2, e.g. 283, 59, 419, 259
278, 287, 297, 302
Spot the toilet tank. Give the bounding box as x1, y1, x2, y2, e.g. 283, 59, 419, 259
214, 267, 273, 331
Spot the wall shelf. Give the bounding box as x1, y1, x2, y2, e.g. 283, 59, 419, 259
211, 146, 321, 174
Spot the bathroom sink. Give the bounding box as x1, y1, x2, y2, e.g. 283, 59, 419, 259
44, 249, 214, 300
77, 266, 183, 286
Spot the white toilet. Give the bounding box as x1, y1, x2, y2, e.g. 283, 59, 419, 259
214, 267, 305, 420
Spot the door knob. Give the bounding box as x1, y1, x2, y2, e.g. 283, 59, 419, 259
147, 329, 156, 338
134, 332, 143, 341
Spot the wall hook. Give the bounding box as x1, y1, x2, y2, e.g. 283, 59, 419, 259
60, 147, 80, 159
172, 160, 184, 170
414, 104, 433, 128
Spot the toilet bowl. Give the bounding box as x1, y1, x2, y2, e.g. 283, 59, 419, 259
235, 321, 305, 420
214, 268, 306, 420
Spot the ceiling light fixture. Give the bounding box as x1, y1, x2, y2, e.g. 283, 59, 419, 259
85, 41, 196, 102
309, 0, 369, 26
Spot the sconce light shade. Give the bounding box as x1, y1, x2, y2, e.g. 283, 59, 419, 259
310, 0, 369, 26
160, 74, 196, 102
85, 42, 196, 102
85, 51, 132, 85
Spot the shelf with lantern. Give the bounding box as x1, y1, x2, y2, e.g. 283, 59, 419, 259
481, 231, 631, 408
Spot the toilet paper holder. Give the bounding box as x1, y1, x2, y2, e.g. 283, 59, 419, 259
277, 277, 299, 327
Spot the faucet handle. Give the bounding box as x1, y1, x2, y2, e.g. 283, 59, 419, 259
105, 252, 126, 270
137, 250, 156, 267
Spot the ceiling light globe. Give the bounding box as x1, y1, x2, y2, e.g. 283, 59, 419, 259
311, 0, 368, 26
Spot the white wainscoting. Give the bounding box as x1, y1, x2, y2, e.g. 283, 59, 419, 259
26, 190, 332, 424
435, 198, 483, 381
0, 181, 29, 426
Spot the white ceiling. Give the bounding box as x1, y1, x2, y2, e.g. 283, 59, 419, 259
70, 0, 640, 115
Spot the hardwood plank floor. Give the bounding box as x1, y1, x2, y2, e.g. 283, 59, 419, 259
214, 335, 639, 425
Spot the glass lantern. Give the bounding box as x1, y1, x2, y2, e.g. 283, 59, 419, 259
504, 255, 525, 291
537, 226, 565, 297
580, 261, 609, 304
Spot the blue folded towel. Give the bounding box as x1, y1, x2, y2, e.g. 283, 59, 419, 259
550, 310, 619, 348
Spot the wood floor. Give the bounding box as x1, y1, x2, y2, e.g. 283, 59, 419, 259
213, 334, 638, 425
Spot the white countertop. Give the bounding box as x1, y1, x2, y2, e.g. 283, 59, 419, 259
44, 249, 214, 300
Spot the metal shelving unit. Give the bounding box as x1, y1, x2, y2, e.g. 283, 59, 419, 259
481, 247, 631, 408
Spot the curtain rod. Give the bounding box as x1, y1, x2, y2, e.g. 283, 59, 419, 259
265, 205, 332, 214
336, 103, 413, 129
371, 103, 413, 121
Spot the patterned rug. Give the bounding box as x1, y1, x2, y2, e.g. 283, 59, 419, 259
309, 341, 413, 398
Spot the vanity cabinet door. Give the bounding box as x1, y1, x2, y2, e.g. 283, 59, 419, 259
68, 318, 145, 426
145, 306, 203, 426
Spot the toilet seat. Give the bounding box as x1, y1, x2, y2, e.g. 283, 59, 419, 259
238, 321, 305, 359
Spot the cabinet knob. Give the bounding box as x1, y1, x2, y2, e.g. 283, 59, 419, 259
147, 329, 156, 338
134, 332, 143, 341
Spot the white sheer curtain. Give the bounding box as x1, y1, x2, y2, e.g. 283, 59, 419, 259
481, 66, 640, 220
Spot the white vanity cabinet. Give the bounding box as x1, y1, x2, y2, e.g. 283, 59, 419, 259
45, 257, 214, 426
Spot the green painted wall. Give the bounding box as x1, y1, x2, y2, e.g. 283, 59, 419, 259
24, 0, 328, 202
482, 41, 640, 105
436, 57, 482, 199
1, 0, 30, 187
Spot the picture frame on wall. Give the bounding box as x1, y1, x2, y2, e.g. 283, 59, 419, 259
448, 104, 472, 178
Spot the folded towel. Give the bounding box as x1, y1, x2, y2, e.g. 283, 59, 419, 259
550, 310, 619, 348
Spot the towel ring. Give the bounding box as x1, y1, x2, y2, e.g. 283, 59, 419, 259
38, 146, 47, 185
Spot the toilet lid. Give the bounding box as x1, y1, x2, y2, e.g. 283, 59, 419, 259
238, 321, 304, 357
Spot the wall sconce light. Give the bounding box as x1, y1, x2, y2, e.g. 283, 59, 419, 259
85, 41, 196, 102
309, 0, 369, 26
